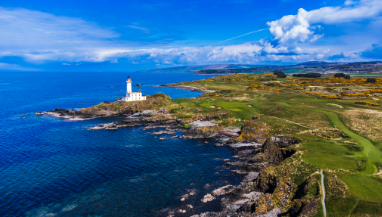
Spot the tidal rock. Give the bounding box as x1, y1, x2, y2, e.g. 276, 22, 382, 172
186, 204, 194, 210
218, 128, 240, 138
187, 189, 197, 196
152, 130, 175, 135
212, 185, 235, 196
232, 170, 248, 175
228, 142, 262, 150
178, 209, 186, 214
159, 138, 165, 140
201, 194, 215, 203
214, 143, 223, 147
35, 112, 44, 116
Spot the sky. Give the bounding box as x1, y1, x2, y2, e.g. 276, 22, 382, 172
1, 0, 382, 72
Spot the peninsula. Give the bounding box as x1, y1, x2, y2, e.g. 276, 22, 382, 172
43, 72, 382, 216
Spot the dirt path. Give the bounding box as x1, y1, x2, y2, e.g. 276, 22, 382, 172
271, 116, 311, 129
321, 169, 327, 217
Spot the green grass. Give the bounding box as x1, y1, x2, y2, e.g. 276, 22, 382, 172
339, 174, 382, 202
302, 152, 359, 170
301, 138, 361, 170
303, 140, 355, 154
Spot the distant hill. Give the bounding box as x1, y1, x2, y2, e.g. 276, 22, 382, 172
296, 61, 329, 66
134, 61, 382, 75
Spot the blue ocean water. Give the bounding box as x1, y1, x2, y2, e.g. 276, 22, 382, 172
0, 72, 240, 217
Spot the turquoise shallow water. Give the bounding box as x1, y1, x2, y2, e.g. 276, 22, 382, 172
0, 72, 240, 216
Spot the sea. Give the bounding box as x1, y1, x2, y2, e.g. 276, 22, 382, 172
0, 72, 241, 217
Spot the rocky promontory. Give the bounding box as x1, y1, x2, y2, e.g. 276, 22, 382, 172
39, 91, 322, 217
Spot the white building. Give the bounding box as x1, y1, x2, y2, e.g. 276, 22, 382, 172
122, 76, 147, 102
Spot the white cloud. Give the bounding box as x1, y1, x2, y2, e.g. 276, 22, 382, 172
0, 6, 120, 61
267, 0, 382, 47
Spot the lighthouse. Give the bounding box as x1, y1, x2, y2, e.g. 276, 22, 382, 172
126, 76, 132, 93
122, 76, 147, 102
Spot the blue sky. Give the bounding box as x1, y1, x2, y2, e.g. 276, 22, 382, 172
1, 0, 382, 71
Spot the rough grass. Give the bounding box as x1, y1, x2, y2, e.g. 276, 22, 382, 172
341, 109, 382, 149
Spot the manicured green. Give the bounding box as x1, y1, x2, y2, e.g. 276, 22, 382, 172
303, 140, 355, 155
302, 152, 359, 170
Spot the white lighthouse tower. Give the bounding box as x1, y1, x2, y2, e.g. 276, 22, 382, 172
122, 76, 147, 102
126, 76, 132, 93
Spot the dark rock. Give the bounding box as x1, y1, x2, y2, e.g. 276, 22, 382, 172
261, 136, 300, 164
252, 115, 260, 120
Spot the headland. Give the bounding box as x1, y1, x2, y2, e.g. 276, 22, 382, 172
42, 72, 382, 216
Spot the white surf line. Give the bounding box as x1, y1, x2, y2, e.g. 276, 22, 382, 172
321, 169, 327, 217
272, 116, 312, 129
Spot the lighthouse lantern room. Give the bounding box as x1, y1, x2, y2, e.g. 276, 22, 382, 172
122, 76, 147, 102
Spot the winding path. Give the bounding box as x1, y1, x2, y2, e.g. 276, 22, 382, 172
321, 169, 327, 217
271, 116, 311, 129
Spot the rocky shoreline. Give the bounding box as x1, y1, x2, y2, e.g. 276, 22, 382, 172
39, 107, 303, 217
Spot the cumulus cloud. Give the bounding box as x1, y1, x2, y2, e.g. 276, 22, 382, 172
267, 0, 382, 47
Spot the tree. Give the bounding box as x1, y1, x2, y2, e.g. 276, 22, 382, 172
366, 78, 377, 83
334, 73, 346, 78
344, 75, 351, 79
273, 71, 287, 78
293, 73, 321, 78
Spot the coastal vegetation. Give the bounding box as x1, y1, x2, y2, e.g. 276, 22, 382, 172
72, 72, 382, 216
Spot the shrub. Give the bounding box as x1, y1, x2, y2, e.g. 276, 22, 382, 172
293, 73, 321, 78
334, 73, 346, 78
366, 78, 377, 83
355, 101, 380, 106
222, 117, 236, 126
273, 71, 287, 78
